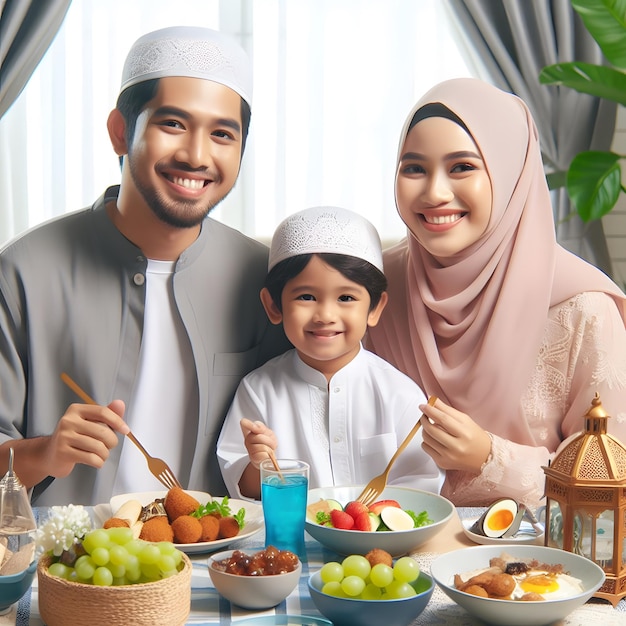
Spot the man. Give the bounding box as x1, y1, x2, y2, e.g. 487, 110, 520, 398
0, 26, 290, 505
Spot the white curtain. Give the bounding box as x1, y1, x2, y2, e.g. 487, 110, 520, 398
0, 0, 471, 245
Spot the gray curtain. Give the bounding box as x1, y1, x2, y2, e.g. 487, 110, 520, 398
0, 0, 71, 119
445, 0, 616, 276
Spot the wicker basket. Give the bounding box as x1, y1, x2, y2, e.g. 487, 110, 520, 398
37, 552, 192, 626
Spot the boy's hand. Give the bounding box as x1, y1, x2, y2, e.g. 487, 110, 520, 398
240, 418, 278, 469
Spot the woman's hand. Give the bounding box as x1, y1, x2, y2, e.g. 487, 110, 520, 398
240, 418, 278, 469
419, 398, 491, 474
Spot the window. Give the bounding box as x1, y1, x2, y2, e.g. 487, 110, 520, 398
0, 0, 471, 244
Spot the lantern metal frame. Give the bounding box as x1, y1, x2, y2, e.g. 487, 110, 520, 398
542, 394, 626, 606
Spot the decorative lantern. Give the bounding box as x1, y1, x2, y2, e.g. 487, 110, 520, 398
542, 393, 626, 606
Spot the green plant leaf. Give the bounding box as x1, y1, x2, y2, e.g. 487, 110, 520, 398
566, 151, 622, 221
572, 0, 626, 68
539, 63, 626, 105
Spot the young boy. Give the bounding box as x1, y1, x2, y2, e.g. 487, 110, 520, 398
217, 206, 443, 499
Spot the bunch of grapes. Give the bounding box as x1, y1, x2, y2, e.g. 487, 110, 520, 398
46, 527, 184, 586
319, 554, 420, 600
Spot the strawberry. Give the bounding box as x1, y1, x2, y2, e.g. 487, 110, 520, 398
344, 501, 369, 519
368, 499, 401, 516
330, 509, 355, 530
353, 511, 374, 532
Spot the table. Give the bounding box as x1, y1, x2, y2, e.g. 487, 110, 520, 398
3, 508, 625, 625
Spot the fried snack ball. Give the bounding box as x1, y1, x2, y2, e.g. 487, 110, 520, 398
103, 517, 130, 529
172, 515, 203, 544
199, 514, 220, 542
164, 487, 201, 522
484, 573, 516, 598
365, 548, 393, 568
140, 516, 174, 542
218, 516, 240, 539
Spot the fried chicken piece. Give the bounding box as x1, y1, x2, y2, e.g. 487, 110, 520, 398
199, 515, 220, 542
139, 516, 174, 542
365, 548, 393, 568
484, 572, 516, 598
164, 487, 201, 522
172, 515, 203, 543
521, 592, 545, 601
218, 516, 240, 539
463, 584, 490, 597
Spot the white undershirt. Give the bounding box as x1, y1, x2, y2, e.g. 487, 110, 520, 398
113, 259, 197, 494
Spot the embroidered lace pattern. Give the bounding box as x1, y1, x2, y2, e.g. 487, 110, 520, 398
442, 292, 626, 508
310, 386, 329, 454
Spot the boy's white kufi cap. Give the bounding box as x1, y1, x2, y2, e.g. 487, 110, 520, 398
268, 206, 384, 272
120, 26, 252, 105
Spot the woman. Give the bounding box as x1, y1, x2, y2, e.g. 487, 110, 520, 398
367, 78, 626, 509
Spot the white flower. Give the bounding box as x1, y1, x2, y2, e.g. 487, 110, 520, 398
35, 504, 92, 557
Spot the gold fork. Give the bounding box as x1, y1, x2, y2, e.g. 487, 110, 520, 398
356, 395, 437, 507
60, 373, 183, 490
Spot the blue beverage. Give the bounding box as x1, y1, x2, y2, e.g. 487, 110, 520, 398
261, 474, 308, 557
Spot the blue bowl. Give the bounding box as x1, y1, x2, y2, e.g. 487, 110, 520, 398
308, 569, 434, 626
0, 559, 36, 613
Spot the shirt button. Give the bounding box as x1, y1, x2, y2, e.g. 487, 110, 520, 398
133, 273, 145, 286
333, 387, 341, 393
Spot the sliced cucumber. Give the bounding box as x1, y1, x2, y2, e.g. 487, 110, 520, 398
380, 506, 415, 531
325, 499, 344, 511
368, 512, 381, 531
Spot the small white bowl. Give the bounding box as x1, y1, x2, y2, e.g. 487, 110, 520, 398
208, 548, 302, 609
305, 485, 454, 556
430, 544, 606, 626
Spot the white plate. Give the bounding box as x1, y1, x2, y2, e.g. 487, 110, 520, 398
101, 490, 263, 554
462, 517, 544, 545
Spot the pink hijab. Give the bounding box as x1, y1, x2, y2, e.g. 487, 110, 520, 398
368, 78, 626, 440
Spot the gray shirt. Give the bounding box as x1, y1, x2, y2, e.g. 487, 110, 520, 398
0, 186, 290, 505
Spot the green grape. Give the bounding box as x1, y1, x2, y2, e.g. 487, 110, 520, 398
112, 576, 129, 586
93, 566, 114, 586
157, 541, 176, 555
75, 557, 96, 581
107, 526, 134, 545
341, 574, 366, 597
361, 583, 383, 600
341, 554, 371, 579
393, 556, 420, 583
140, 562, 161, 581
125, 539, 147, 556
157, 554, 176, 573
91, 546, 110, 566
369, 563, 394, 588
82, 528, 110, 554
139, 544, 161, 565
385, 580, 416, 599
109, 544, 130, 566
48, 562, 71, 579
108, 562, 126, 578
321, 581, 344, 597
320, 561, 344, 584
126, 563, 142, 582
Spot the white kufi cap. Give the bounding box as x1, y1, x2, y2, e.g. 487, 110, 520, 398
268, 206, 384, 272
120, 26, 252, 105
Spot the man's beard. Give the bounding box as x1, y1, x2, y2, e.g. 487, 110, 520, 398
129, 159, 226, 229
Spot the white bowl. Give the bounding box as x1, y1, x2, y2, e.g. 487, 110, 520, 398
208, 548, 302, 609
430, 544, 606, 626
305, 485, 453, 557
308, 568, 434, 626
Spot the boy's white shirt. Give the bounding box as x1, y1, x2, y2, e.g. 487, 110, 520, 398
217, 346, 444, 499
